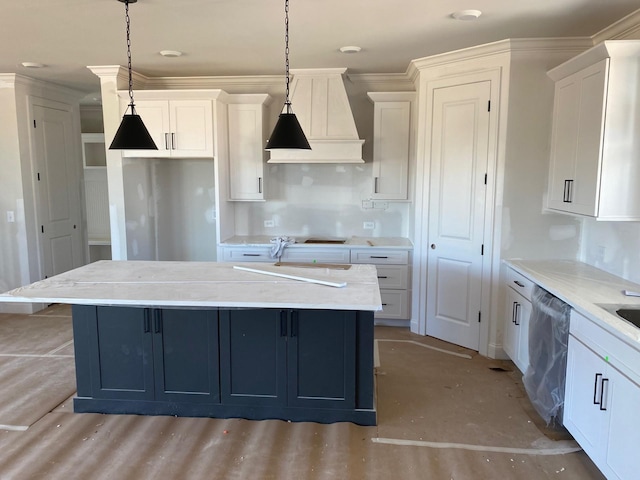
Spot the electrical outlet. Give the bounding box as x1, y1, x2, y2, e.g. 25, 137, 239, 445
363, 221, 375, 230
264, 220, 275, 228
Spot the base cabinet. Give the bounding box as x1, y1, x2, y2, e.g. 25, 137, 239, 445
563, 310, 640, 480
72, 305, 375, 425
73, 305, 220, 404
220, 309, 356, 410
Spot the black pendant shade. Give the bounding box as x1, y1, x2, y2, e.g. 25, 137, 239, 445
265, 112, 311, 150
109, 0, 157, 151
109, 111, 157, 150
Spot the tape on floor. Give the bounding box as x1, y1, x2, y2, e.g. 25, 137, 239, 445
375, 339, 473, 359
372, 437, 582, 455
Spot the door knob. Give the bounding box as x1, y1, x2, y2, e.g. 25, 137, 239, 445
430, 244, 436, 249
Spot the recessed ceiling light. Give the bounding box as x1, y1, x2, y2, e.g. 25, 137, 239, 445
159, 50, 183, 57
21, 62, 45, 68
451, 10, 482, 21
339, 46, 362, 54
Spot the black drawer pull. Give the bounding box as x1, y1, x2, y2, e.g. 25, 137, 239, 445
594, 373, 603, 405
243, 253, 261, 257
513, 280, 525, 288
377, 276, 388, 279
599, 378, 608, 411
514, 302, 521, 326
370, 256, 388, 259
382, 303, 388, 306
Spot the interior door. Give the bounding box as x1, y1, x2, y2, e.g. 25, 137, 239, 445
32, 103, 84, 279
425, 81, 491, 350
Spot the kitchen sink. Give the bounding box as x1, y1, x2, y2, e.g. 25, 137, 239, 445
598, 304, 640, 329
616, 308, 640, 328
303, 238, 346, 244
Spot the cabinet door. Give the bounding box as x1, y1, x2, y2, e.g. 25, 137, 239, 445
287, 310, 356, 409
123, 100, 171, 157
228, 103, 265, 200
547, 60, 607, 216
170, 100, 213, 157
563, 335, 607, 463
152, 309, 220, 403
219, 309, 287, 406
372, 101, 411, 200
503, 289, 519, 367
87, 306, 155, 400
603, 365, 640, 480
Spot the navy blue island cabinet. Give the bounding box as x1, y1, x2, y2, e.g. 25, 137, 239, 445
72, 305, 376, 425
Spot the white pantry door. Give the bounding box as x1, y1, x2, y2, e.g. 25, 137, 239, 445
425, 81, 491, 350
32, 103, 84, 279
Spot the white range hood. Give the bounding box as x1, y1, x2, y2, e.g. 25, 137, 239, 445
267, 68, 364, 164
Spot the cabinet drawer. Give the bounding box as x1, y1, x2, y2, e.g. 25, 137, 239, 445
375, 265, 409, 289
350, 249, 409, 265
222, 247, 272, 262
506, 267, 534, 301
376, 290, 409, 320
281, 248, 350, 264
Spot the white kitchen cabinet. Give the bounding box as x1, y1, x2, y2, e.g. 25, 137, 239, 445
503, 267, 532, 373
367, 92, 415, 200
350, 248, 411, 321
227, 95, 271, 201
547, 41, 640, 220
564, 310, 640, 480
120, 98, 213, 158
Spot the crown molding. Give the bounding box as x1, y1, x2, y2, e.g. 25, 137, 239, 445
592, 8, 640, 43
346, 72, 415, 91
143, 75, 283, 90
0, 73, 85, 99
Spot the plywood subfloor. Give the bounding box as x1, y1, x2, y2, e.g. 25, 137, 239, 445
0, 308, 605, 479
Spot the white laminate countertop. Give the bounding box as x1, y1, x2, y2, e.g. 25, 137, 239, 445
0, 260, 382, 312
220, 235, 413, 249
504, 259, 640, 347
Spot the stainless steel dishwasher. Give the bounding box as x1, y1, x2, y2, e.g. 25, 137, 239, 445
523, 285, 571, 426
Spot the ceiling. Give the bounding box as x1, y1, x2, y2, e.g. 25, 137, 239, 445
1, 0, 638, 98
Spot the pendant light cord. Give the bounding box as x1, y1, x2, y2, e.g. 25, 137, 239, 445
284, 0, 291, 114
124, 0, 135, 113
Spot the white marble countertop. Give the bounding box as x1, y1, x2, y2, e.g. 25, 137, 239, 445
0, 260, 382, 312
220, 235, 413, 249
504, 259, 640, 347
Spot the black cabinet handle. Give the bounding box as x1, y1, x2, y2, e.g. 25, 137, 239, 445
377, 276, 388, 279
370, 256, 388, 259
514, 302, 521, 326
512, 301, 517, 324
563, 179, 574, 203
599, 378, 608, 411
513, 280, 525, 288
171, 133, 176, 150
291, 311, 298, 337
243, 253, 261, 257
280, 310, 287, 337
258, 177, 263, 194
594, 373, 603, 405
374, 176, 379, 193
164, 133, 170, 150
143, 309, 151, 333
154, 310, 162, 334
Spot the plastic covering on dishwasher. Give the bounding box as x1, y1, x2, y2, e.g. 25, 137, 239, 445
523, 285, 571, 426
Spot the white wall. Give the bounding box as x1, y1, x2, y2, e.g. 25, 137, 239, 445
234, 163, 410, 238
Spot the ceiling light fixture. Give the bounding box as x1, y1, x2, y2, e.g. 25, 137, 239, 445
160, 50, 182, 57
21, 62, 45, 68
265, 0, 311, 151
109, 0, 157, 150
340, 46, 362, 54
451, 9, 482, 21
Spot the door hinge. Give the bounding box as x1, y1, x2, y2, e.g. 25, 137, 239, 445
33, 119, 36, 128
487, 100, 491, 112
481, 244, 484, 255
478, 311, 482, 323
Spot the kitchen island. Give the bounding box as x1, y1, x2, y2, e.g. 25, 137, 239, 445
0, 261, 381, 425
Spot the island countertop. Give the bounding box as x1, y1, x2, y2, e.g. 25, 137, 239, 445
0, 260, 383, 312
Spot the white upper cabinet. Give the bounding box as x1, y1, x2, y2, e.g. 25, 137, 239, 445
367, 92, 415, 200
227, 94, 272, 201
119, 94, 214, 158
547, 41, 640, 220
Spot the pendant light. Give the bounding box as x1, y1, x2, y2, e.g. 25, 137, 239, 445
109, 0, 157, 150
265, 0, 311, 150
